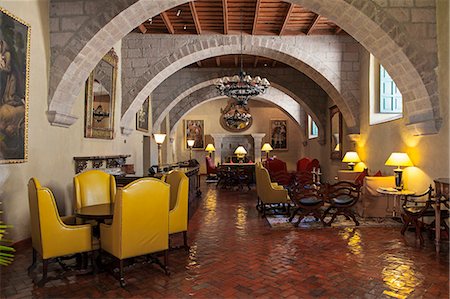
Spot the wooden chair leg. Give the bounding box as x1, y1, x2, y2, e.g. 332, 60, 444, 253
183, 231, 189, 251
37, 259, 49, 287
119, 260, 125, 287
346, 211, 359, 226
28, 248, 37, 275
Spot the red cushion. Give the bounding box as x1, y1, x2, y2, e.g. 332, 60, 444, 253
355, 171, 367, 185
374, 170, 382, 176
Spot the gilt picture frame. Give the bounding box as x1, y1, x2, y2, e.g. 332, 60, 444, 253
184, 120, 204, 150
0, 7, 31, 164
270, 119, 288, 150
136, 97, 149, 132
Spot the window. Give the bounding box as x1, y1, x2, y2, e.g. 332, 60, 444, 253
379, 65, 402, 113
308, 115, 318, 139
369, 54, 402, 125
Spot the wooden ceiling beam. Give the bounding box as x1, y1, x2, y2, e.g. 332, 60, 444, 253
335, 27, 343, 34
279, 3, 294, 36
253, 57, 258, 67
189, 2, 202, 35
216, 57, 221, 67
272, 60, 276, 67
306, 14, 320, 35
252, 0, 262, 35
234, 56, 238, 67
196, 61, 202, 67
161, 12, 175, 34
138, 24, 147, 34
222, 0, 229, 34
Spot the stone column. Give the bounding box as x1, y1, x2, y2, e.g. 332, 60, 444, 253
251, 133, 266, 163
210, 133, 226, 165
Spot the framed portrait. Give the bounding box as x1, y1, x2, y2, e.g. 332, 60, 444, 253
136, 97, 149, 132
0, 8, 31, 163
270, 119, 288, 150
184, 120, 204, 150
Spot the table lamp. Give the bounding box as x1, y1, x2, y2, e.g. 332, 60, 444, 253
385, 152, 413, 190
187, 139, 195, 160
261, 143, 273, 160
234, 146, 247, 163
205, 143, 215, 157
153, 133, 166, 171
342, 151, 361, 170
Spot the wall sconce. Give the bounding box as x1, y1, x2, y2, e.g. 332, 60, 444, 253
153, 133, 166, 171
234, 146, 247, 163
187, 139, 195, 160
205, 143, 215, 157
342, 151, 361, 170
261, 143, 273, 160
385, 152, 413, 190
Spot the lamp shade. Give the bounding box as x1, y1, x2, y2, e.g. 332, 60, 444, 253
261, 143, 273, 152
205, 143, 216, 152
187, 139, 195, 147
234, 146, 247, 155
342, 151, 361, 163
385, 152, 413, 167
153, 133, 166, 144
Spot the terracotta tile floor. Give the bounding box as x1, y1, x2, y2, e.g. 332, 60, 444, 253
1, 182, 449, 298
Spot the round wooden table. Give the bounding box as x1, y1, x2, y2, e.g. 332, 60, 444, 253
376, 187, 415, 217
75, 203, 114, 222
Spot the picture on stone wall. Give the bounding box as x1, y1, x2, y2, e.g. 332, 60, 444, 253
184, 120, 204, 150
270, 119, 287, 150
0, 7, 30, 164
136, 97, 149, 132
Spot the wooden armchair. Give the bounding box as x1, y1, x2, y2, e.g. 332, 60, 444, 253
322, 181, 361, 226
289, 185, 325, 227
400, 185, 435, 244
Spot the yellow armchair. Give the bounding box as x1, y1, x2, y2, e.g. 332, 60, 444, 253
162, 170, 189, 249
27, 178, 92, 286
255, 164, 291, 217
100, 178, 170, 287
74, 169, 116, 209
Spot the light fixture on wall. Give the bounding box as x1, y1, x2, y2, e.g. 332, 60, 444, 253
153, 133, 166, 171
385, 152, 413, 190
261, 143, 273, 161
205, 143, 215, 157
234, 146, 247, 163
214, 11, 270, 106
342, 151, 361, 171
187, 139, 195, 160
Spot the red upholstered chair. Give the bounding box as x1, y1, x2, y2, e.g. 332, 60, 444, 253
296, 157, 312, 172
265, 158, 291, 186
205, 156, 218, 180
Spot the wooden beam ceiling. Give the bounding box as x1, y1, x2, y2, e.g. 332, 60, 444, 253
252, 0, 261, 35
138, 24, 147, 34
161, 12, 175, 34
279, 3, 294, 36
189, 2, 202, 34
222, 0, 229, 35
306, 14, 320, 35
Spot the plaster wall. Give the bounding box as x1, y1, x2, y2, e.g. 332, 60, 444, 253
173, 99, 325, 174
0, 0, 148, 242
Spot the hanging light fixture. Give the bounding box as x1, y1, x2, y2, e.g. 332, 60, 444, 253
214, 10, 270, 106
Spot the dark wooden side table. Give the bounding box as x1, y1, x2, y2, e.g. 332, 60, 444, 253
75, 203, 114, 222
433, 178, 449, 254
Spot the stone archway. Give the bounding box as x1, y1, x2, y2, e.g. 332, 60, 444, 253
49, 0, 439, 135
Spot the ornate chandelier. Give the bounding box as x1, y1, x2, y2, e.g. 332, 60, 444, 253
214, 11, 270, 106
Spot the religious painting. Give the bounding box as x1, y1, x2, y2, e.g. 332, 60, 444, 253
270, 119, 287, 150
136, 97, 149, 132
0, 7, 30, 163
184, 120, 204, 150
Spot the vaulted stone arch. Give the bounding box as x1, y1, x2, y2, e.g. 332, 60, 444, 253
151, 67, 328, 138
120, 36, 357, 134
49, 0, 439, 135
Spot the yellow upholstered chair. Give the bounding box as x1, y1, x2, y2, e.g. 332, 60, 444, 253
100, 178, 170, 287
255, 163, 291, 217
27, 178, 93, 286
73, 169, 116, 209
162, 170, 189, 249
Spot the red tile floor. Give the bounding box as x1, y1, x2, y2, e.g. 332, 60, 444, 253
1, 181, 449, 298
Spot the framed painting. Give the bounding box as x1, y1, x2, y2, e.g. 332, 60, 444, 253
136, 97, 149, 132
184, 120, 204, 150
270, 119, 287, 150
0, 7, 31, 163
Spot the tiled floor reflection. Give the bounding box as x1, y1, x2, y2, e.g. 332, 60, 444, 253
1, 181, 449, 298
